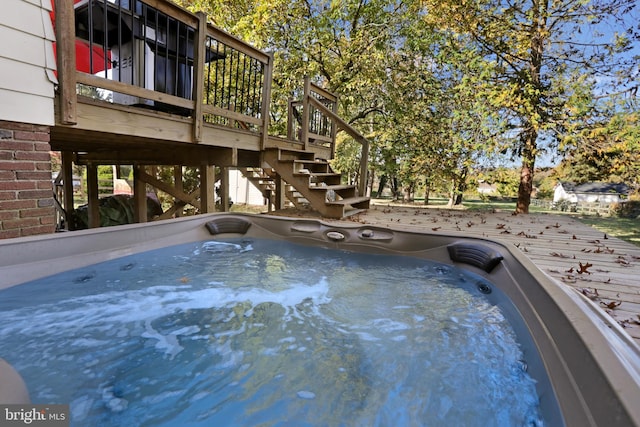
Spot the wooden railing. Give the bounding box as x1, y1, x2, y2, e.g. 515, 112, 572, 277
289, 77, 370, 196
53, 0, 272, 144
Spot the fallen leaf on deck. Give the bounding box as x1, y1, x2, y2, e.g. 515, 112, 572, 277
577, 262, 593, 274
580, 288, 599, 300
600, 301, 621, 310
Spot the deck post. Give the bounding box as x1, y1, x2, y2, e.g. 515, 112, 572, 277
275, 174, 285, 210
301, 77, 311, 151
200, 164, 216, 213
331, 94, 339, 159
86, 163, 99, 228
61, 151, 75, 230
220, 167, 230, 212
54, 0, 77, 124
192, 12, 206, 142
260, 52, 274, 150
174, 166, 183, 217
133, 165, 148, 223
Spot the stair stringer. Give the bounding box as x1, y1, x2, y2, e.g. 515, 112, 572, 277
263, 148, 369, 218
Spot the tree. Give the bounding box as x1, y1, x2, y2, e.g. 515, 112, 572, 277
419, 0, 639, 213
559, 106, 639, 187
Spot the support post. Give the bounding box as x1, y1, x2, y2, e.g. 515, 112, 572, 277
192, 12, 206, 142
301, 76, 311, 151
174, 166, 183, 217
134, 165, 147, 223
275, 174, 285, 210
86, 163, 99, 228
200, 164, 216, 213
61, 151, 75, 230
260, 52, 274, 150
54, 0, 77, 124
220, 167, 230, 212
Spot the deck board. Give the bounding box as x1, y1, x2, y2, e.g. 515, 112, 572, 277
332, 202, 640, 344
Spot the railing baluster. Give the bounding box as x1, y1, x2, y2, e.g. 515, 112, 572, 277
239, 54, 247, 114
88, 0, 94, 73
102, 0, 108, 75
221, 44, 227, 111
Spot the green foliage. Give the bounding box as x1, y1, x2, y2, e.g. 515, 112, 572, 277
173, 0, 638, 212
559, 109, 639, 188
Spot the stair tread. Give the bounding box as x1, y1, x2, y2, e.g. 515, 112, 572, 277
308, 184, 356, 191
290, 159, 330, 165
325, 196, 370, 206
293, 172, 340, 177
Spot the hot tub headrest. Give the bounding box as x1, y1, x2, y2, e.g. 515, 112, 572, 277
447, 242, 504, 273
205, 216, 252, 235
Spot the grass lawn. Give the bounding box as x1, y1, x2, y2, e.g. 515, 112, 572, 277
576, 216, 640, 247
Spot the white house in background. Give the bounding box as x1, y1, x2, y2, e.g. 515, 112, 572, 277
553, 182, 630, 204
477, 180, 498, 195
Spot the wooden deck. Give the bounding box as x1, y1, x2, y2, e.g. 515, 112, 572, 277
330, 202, 640, 343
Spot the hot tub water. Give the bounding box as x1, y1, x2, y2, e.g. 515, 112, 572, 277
0, 239, 544, 426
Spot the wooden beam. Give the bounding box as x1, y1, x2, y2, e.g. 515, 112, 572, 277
301, 77, 311, 151
192, 12, 207, 142
54, 0, 77, 124
76, 74, 195, 110
174, 166, 183, 217
220, 167, 230, 212
137, 169, 201, 211
275, 174, 285, 210
200, 164, 216, 213
260, 52, 274, 150
74, 146, 237, 166
156, 189, 200, 220
86, 163, 99, 228
133, 165, 148, 223
51, 100, 263, 152
61, 151, 75, 229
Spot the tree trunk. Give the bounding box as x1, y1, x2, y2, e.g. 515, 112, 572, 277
377, 175, 387, 197
448, 169, 468, 206
403, 183, 414, 202
515, 130, 537, 214
391, 177, 400, 200
515, 0, 546, 214
424, 176, 430, 205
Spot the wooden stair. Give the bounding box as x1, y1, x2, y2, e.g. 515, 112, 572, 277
261, 147, 369, 218
240, 167, 304, 208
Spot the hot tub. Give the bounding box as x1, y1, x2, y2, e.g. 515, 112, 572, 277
1, 213, 639, 426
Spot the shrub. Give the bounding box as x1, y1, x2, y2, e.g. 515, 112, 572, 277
611, 201, 640, 218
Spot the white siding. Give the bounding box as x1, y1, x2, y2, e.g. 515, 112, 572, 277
228, 169, 266, 206
553, 185, 576, 203
0, 0, 55, 126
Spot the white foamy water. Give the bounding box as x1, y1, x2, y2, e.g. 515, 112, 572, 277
0, 238, 545, 426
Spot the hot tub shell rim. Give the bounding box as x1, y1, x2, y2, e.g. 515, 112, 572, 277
1, 212, 639, 427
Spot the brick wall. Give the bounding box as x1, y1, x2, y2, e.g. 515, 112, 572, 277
0, 120, 55, 239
